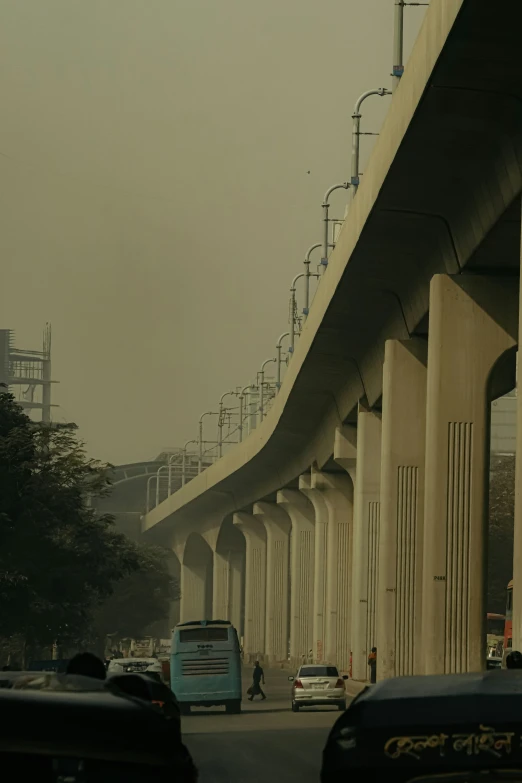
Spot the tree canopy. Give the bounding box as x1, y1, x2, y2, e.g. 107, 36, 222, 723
0, 392, 175, 652
92, 545, 179, 643
488, 453, 515, 614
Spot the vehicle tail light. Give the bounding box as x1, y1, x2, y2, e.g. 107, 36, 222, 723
335, 678, 345, 689
294, 679, 303, 689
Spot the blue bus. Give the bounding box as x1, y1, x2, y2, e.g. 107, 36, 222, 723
170, 619, 242, 714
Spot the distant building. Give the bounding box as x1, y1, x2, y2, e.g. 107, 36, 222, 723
0, 325, 57, 422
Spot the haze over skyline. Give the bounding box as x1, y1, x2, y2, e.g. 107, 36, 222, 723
0, 0, 426, 464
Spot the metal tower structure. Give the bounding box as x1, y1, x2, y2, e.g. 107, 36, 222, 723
0, 324, 57, 422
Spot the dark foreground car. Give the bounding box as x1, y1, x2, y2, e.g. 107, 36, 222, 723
321, 670, 522, 783
0, 671, 197, 782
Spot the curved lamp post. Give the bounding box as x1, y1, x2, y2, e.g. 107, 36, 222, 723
198, 411, 219, 474
218, 390, 239, 457
351, 88, 391, 194
146, 474, 157, 513
155, 464, 169, 506
289, 270, 320, 354
259, 358, 276, 421
276, 332, 290, 389
321, 183, 350, 267
393, 0, 405, 89
239, 384, 257, 442
304, 243, 322, 317
290, 273, 305, 355
181, 438, 198, 487
166, 449, 183, 496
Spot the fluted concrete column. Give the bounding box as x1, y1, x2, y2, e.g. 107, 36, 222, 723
253, 502, 290, 663
351, 406, 382, 681
233, 512, 267, 659
229, 552, 243, 634
212, 550, 244, 627
378, 338, 427, 680
213, 551, 229, 620
300, 473, 329, 664
422, 275, 517, 674
277, 487, 315, 666
180, 564, 209, 622
302, 470, 353, 670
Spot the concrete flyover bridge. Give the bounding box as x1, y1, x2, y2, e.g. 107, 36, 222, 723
144, 0, 522, 678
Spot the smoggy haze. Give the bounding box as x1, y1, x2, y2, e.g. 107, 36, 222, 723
0, 0, 425, 464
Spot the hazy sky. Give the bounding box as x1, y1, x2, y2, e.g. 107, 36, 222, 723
0, 0, 426, 465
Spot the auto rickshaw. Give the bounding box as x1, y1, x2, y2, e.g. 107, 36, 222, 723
321, 670, 522, 783
0, 671, 197, 782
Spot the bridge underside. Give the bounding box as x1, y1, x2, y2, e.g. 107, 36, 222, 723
143, 0, 522, 676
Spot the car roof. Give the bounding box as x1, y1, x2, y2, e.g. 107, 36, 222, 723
0, 674, 176, 765
360, 671, 522, 699
336, 671, 522, 729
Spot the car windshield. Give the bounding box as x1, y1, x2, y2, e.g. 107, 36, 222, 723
298, 667, 339, 678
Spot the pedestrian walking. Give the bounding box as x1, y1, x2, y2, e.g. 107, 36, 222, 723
368, 647, 377, 683
247, 661, 266, 701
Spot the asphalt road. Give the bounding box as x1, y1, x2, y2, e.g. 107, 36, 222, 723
182, 667, 350, 783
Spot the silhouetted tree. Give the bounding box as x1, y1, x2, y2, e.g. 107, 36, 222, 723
488, 454, 515, 614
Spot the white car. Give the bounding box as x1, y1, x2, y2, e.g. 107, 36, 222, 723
107, 658, 164, 681
289, 665, 347, 712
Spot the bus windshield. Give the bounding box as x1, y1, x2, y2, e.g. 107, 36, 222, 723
179, 627, 229, 643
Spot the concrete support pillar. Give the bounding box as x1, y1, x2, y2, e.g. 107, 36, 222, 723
212, 549, 244, 629
300, 473, 329, 664
302, 471, 353, 670
378, 338, 427, 680
422, 275, 517, 674
513, 211, 522, 652
253, 502, 290, 663
180, 564, 209, 622
212, 551, 230, 621
167, 554, 181, 634
277, 487, 315, 666
229, 552, 244, 635
233, 512, 267, 660
351, 406, 382, 681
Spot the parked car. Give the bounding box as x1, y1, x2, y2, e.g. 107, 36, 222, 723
289, 665, 347, 712
107, 658, 165, 682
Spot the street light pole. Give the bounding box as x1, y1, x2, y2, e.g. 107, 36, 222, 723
304, 244, 321, 318
218, 390, 239, 457
155, 464, 170, 506
182, 439, 198, 487
259, 358, 276, 421
167, 449, 183, 496
351, 88, 391, 194
290, 273, 304, 355
198, 411, 218, 474
393, 0, 405, 90
146, 474, 157, 513
238, 384, 255, 442
289, 271, 320, 354
321, 183, 350, 267
276, 332, 290, 388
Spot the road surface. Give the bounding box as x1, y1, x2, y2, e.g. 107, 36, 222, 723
182, 667, 353, 783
